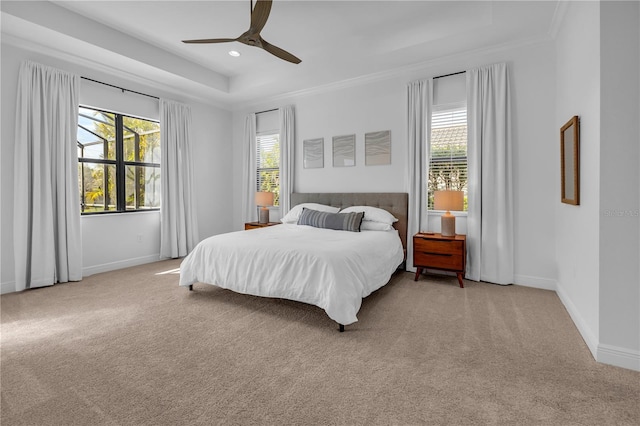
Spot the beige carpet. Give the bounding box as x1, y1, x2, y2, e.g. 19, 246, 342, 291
1, 259, 639, 425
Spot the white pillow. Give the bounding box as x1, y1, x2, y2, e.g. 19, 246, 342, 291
281, 203, 340, 224
360, 221, 394, 231
340, 206, 398, 224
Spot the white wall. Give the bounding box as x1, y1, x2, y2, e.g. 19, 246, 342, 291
231, 40, 558, 289
597, 0, 639, 369
555, 0, 640, 371
0, 41, 233, 293
554, 0, 601, 356
294, 78, 407, 193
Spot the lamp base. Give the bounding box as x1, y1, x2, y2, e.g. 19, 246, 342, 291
259, 207, 269, 224
441, 212, 456, 237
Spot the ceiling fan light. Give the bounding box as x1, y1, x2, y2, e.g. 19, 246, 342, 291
228, 50, 241, 57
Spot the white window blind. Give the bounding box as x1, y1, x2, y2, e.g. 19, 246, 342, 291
429, 107, 468, 210
256, 132, 280, 206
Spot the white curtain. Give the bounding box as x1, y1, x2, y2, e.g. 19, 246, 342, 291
241, 113, 257, 223
466, 62, 514, 284
279, 105, 295, 214
405, 79, 433, 272
159, 98, 199, 258
13, 61, 82, 291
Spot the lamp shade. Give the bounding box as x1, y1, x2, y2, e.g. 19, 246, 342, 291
255, 191, 274, 207
434, 190, 464, 212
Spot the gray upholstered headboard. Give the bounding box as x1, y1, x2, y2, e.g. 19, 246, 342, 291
290, 192, 409, 252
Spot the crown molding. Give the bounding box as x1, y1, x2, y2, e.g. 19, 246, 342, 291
1, 31, 233, 111
3, 20, 555, 114
233, 33, 555, 112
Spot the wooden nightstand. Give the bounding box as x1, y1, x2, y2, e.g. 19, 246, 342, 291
413, 233, 466, 288
244, 222, 280, 230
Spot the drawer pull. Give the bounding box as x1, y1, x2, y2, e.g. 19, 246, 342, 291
421, 252, 451, 257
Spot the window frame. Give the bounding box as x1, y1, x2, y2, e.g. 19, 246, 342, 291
78, 106, 161, 215
255, 130, 280, 207
428, 103, 468, 213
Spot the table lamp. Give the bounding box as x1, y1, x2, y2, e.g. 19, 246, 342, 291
255, 191, 274, 224
434, 190, 464, 237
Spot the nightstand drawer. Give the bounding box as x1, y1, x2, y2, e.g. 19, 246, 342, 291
413, 233, 466, 287
414, 238, 463, 255
414, 251, 464, 270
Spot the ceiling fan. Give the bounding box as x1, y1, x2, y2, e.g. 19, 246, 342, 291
182, 0, 301, 64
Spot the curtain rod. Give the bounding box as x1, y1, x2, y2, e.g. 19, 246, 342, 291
433, 70, 466, 80
81, 77, 159, 100
256, 108, 278, 115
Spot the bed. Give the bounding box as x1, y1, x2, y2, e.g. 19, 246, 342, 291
179, 192, 408, 331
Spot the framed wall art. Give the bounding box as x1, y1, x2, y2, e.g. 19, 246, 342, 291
560, 115, 580, 205
332, 134, 356, 167
365, 130, 391, 165
303, 138, 324, 169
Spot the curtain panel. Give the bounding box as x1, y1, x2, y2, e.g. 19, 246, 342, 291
405, 78, 433, 272
466, 62, 514, 284
241, 113, 258, 223
279, 105, 295, 215
14, 61, 82, 291
159, 99, 199, 258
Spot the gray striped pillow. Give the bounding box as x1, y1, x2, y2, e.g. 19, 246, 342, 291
297, 208, 364, 232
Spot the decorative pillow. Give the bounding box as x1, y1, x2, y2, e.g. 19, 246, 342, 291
340, 206, 398, 224
281, 203, 340, 224
360, 221, 394, 231
297, 208, 364, 232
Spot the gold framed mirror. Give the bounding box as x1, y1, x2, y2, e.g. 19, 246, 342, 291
560, 116, 580, 205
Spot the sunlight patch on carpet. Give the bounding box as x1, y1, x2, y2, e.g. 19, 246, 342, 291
155, 268, 180, 275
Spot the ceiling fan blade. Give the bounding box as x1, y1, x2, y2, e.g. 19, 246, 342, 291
181, 1, 301, 64
182, 38, 237, 44
260, 37, 301, 64
250, 0, 272, 34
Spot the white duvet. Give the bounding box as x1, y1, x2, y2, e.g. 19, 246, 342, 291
179, 224, 404, 325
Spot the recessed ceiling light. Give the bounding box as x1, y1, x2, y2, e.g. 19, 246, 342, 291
228, 50, 241, 57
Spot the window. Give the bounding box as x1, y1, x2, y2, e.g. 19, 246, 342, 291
428, 106, 468, 211
256, 132, 280, 206
77, 106, 160, 214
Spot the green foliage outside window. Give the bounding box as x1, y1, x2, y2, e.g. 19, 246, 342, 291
428, 112, 468, 211
78, 107, 160, 213
257, 134, 280, 206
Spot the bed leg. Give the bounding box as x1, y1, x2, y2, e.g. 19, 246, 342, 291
339, 324, 344, 332
188, 285, 193, 291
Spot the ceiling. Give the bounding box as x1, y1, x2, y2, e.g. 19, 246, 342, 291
1, 1, 560, 108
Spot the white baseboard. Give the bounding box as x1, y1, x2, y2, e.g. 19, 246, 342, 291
514, 274, 556, 291
556, 284, 640, 372
1, 254, 162, 295
1, 280, 16, 295
555, 284, 599, 359
82, 254, 161, 277
597, 344, 640, 372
